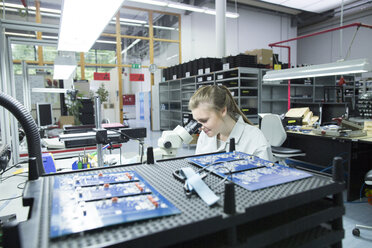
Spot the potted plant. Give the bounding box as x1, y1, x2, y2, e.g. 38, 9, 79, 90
96, 84, 109, 103
66, 92, 83, 125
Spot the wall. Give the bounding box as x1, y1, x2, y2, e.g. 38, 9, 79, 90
297, 8, 372, 73
181, 4, 297, 66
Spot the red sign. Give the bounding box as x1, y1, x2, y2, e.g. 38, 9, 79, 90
94, 72, 110, 81
130, 73, 144, 81
123, 94, 135, 105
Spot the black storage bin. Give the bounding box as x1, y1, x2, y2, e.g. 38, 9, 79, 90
197, 58, 204, 73
176, 64, 183, 78
241, 107, 258, 115
216, 80, 238, 88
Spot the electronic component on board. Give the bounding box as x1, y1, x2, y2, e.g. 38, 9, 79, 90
187, 152, 312, 191
50, 171, 180, 238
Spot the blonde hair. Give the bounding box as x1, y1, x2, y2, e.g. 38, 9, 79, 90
189, 85, 253, 125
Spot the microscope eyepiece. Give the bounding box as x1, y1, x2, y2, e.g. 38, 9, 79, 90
184, 120, 201, 135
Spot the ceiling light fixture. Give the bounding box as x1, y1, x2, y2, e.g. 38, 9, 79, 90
166, 54, 178, 60
263, 58, 372, 81
168, 2, 205, 12
117, 17, 147, 24
128, 0, 239, 18
53, 54, 77, 80
122, 39, 141, 54
58, 0, 124, 52
259, 0, 355, 13
129, 0, 168, 6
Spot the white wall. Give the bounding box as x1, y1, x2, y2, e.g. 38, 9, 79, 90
181, 5, 297, 66
297, 9, 372, 72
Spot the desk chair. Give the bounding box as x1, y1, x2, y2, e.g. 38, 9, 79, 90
352, 169, 372, 237
260, 114, 305, 165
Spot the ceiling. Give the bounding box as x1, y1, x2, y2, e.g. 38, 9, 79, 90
1, 0, 372, 60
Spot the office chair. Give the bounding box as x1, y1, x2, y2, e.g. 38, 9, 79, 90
352, 169, 372, 237
260, 114, 305, 165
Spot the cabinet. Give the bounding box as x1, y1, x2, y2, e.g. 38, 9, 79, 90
159, 67, 262, 130
159, 80, 181, 130
215, 67, 260, 124
260, 73, 357, 114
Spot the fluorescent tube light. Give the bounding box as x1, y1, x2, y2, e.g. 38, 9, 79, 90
259, 0, 355, 13
122, 39, 141, 54
53, 54, 77, 80
226, 12, 239, 18
263, 58, 372, 82
129, 0, 168, 6
168, 3, 205, 12
32, 88, 70, 93
204, 9, 216, 15
58, 0, 124, 52
96, 40, 117, 44
166, 54, 178, 60
204, 8, 239, 18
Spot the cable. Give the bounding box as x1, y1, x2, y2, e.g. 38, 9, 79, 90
344, 27, 360, 61
0, 195, 22, 202
0, 173, 28, 183
320, 152, 348, 172
360, 182, 365, 201
0, 162, 22, 175
17, 181, 27, 190
111, 129, 145, 163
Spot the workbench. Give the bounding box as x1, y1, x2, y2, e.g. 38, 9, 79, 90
3, 153, 345, 248
284, 130, 372, 201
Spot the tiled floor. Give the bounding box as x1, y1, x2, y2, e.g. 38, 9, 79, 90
128, 119, 372, 247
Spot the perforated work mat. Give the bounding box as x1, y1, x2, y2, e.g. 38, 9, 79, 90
48, 157, 336, 248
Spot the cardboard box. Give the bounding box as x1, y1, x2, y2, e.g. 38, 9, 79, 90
59, 116, 75, 128
245, 49, 273, 66
285, 107, 310, 118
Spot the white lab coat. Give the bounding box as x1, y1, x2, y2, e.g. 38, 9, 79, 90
195, 116, 273, 161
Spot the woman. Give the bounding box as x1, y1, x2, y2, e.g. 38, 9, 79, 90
189, 85, 273, 161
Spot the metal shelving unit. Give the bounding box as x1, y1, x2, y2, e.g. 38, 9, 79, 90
159, 67, 262, 128
260, 73, 357, 114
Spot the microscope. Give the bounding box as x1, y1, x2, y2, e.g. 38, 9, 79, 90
153, 120, 201, 159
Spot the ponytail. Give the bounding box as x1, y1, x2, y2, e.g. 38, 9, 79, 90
189, 85, 253, 125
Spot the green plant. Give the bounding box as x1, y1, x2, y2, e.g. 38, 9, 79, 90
66, 94, 83, 125
96, 84, 109, 102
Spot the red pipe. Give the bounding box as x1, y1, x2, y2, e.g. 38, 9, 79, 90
269, 22, 372, 47
272, 45, 291, 109
268, 22, 372, 111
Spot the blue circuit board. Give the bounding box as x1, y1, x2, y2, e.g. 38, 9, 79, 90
187, 152, 312, 191
50, 171, 180, 238
187, 152, 270, 173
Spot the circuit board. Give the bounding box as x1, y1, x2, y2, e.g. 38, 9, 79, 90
187, 152, 312, 191
50, 171, 180, 238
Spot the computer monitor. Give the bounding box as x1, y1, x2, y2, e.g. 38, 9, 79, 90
321, 103, 349, 125
36, 102, 53, 127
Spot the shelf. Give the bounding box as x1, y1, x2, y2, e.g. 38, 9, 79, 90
240, 76, 258, 80
241, 86, 259, 89
291, 84, 313, 87
181, 90, 195, 93
160, 67, 262, 127
240, 96, 258, 99
216, 77, 238, 82
262, 99, 288, 102
262, 83, 288, 87
290, 97, 313, 99
181, 83, 196, 87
